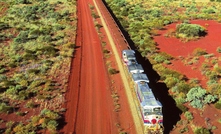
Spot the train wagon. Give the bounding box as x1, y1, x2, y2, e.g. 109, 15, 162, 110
122, 49, 164, 134
127, 64, 144, 74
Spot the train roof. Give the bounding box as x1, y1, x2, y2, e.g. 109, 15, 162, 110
132, 73, 149, 83
137, 82, 162, 108
122, 50, 135, 56
128, 64, 144, 73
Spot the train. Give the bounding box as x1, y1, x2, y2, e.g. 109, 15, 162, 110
122, 50, 164, 133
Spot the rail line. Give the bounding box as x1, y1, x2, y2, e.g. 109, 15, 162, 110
93, 0, 144, 134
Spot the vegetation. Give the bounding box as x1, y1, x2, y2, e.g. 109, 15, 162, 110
105, 0, 221, 133
186, 87, 217, 109
192, 48, 207, 56
175, 23, 207, 39
184, 111, 193, 121
194, 127, 210, 134
0, 0, 77, 132
108, 68, 119, 75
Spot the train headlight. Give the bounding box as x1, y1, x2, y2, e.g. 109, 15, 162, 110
151, 119, 157, 124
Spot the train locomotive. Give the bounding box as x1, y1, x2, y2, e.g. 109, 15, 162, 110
122, 50, 164, 133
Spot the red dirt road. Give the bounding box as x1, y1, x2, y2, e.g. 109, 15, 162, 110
62, 0, 114, 133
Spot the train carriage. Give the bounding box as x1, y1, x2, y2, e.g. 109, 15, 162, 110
127, 64, 144, 74
122, 49, 164, 133
132, 73, 149, 83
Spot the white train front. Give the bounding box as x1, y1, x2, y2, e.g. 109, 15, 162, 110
122, 50, 164, 133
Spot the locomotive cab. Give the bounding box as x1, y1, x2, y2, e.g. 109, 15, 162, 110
122, 50, 137, 65
142, 106, 163, 133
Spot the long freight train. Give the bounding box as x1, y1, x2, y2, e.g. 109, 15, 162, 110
122, 50, 164, 133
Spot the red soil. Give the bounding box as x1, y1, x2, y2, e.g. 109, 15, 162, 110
61, 0, 136, 133
154, 20, 221, 88
154, 20, 221, 133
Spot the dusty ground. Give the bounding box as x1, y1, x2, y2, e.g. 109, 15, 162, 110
0, 0, 137, 134
60, 0, 137, 133
154, 20, 221, 134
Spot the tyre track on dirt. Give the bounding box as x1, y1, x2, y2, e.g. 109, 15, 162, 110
61, 0, 83, 133
74, 0, 112, 133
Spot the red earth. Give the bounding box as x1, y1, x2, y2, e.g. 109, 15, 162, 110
154, 20, 221, 88
60, 0, 136, 133
154, 20, 221, 133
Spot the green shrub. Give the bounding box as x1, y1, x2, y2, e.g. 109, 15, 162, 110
186, 87, 217, 109
29, 79, 46, 89
214, 64, 221, 74
203, 53, 214, 58
27, 69, 40, 74
91, 12, 100, 19
192, 48, 207, 56
103, 49, 110, 54
216, 47, 221, 53
18, 90, 30, 100
0, 22, 10, 30
176, 102, 188, 112
189, 78, 200, 85
218, 118, 221, 123
31, 115, 40, 125
176, 23, 207, 37
205, 71, 218, 81
164, 77, 179, 89
108, 68, 119, 75
0, 103, 13, 113
174, 81, 191, 94
25, 100, 36, 108
153, 52, 173, 63
46, 120, 58, 131
95, 23, 103, 30
202, 7, 217, 14
40, 109, 59, 120
37, 46, 58, 57
215, 99, 221, 109
194, 127, 210, 134
184, 111, 193, 121
16, 111, 25, 116
180, 127, 189, 133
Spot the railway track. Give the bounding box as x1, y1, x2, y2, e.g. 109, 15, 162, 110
93, 0, 145, 134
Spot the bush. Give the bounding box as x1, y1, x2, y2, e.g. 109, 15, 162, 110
186, 87, 217, 109
108, 68, 119, 75
215, 99, 221, 109
0, 103, 13, 113
47, 120, 58, 131
25, 100, 36, 108
176, 23, 207, 38
176, 81, 191, 94
40, 109, 59, 120
176, 102, 188, 112
194, 127, 210, 134
184, 111, 193, 121
216, 47, 221, 53
153, 52, 173, 63
192, 48, 207, 56
164, 77, 179, 89
203, 53, 214, 58
180, 127, 189, 133
16, 111, 25, 116
0, 22, 10, 30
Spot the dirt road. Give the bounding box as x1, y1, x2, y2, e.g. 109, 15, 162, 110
61, 0, 114, 133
